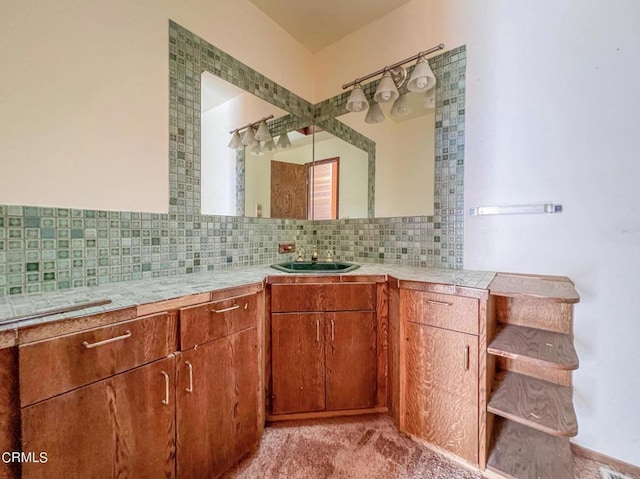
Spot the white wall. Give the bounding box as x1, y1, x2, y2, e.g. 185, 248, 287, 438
315, 0, 640, 465
0, 0, 314, 212
461, 1, 640, 465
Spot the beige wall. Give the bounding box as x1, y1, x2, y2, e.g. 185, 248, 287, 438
0, 0, 314, 212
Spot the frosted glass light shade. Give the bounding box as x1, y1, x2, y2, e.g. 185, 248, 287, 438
228, 131, 243, 150
391, 94, 412, 118
264, 139, 277, 152
373, 71, 399, 103
250, 143, 264, 156
276, 132, 291, 149
407, 57, 436, 93
241, 127, 257, 146
424, 89, 436, 109
255, 121, 272, 142
365, 102, 385, 124
346, 83, 369, 112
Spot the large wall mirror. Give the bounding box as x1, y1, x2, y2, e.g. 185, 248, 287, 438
198, 46, 437, 220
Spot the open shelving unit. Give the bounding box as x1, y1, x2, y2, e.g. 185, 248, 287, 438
485, 273, 580, 478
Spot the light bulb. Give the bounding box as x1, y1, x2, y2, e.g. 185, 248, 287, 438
416, 77, 427, 89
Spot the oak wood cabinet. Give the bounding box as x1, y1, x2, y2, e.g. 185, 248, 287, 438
177, 292, 260, 478
270, 282, 378, 416
404, 321, 479, 464
400, 287, 483, 466
0, 344, 20, 479
22, 355, 176, 479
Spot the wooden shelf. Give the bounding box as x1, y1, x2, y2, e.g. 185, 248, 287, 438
488, 324, 578, 371
489, 273, 580, 303
487, 417, 573, 479
488, 371, 577, 437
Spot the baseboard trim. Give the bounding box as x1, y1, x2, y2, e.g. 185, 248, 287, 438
266, 407, 388, 422
571, 443, 640, 477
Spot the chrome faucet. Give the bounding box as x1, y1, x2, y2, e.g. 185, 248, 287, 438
311, 245, 318, 262
295, 247, 305, 262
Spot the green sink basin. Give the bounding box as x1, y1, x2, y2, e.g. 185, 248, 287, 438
270, 261, 360, 273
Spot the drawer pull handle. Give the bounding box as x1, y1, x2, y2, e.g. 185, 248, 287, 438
464, 346, 470, 371
212, 304, 240, 314
426, 299, 453, 306
316, 319, 320, 342
185, 361, 194, 393
82, 330, 132, 349
161, 371, 170, 405
331, 319, 335, 341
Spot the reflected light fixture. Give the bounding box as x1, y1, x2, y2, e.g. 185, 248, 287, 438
264, 138, 278, 152
342, 43, 444, 123
391, 93, 412, 118
241, 126, 257, 146
254, 120, 273, 142
345, 82, 369, 112
365, 102, 385, 124
407, 54, 436, 93
228, 130, 243, 150
424, 89, 436, 109
228, 114, 274, 150
250, 143, 264, 156
276, 132, 291, 149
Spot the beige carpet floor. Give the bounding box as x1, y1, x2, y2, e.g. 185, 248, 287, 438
224, 414, 638, 479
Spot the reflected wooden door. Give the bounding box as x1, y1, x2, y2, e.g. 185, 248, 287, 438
271, 160, 307, 219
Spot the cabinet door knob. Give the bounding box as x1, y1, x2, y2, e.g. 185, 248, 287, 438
185, 361, 194, 393
161, 371, 170, 405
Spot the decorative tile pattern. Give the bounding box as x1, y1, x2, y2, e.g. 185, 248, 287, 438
0, 24, 466, 296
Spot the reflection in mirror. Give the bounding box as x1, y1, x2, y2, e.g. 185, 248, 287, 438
200, 71, 290, 216
337, 89, 435, 218
201, 71, 369, 220
244, 128, 368, 220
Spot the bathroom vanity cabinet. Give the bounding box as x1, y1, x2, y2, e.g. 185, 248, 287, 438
0, 268, 582, 479
268, 279, 387, 418
176, 292, 261, 478
8, 283, 264, 479
19, 312, 178, 478
397, 286, 488, 467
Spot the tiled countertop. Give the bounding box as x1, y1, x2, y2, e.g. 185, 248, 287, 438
0, 263, 495, 331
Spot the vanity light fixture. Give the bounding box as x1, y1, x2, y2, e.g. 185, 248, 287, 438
264, 138, 278, 152
228, 114, 274, 150
373, 69, 400, 103
345, 82, 369, 112
342, 43, 444, 122
228, 130, 243, 150
365, 102, 385, 124
241, 127, 257, 146
391, 93, 412, 118
254, 120, 273, 142
407, 54, 437, 93
276, 132, 292, 149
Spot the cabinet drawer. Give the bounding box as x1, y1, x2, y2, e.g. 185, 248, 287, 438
401, 289, 479, 335
180, 293, 258, 349
271, 283, 376, 312
19, 312, 177, 407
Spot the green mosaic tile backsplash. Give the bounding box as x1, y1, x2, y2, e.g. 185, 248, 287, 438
0, 22, 466, 296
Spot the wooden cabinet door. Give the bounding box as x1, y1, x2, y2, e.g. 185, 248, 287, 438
21, 356, 176, 479
177, 328, 258, 478
271, 313, 325, 414
404, 322, 479, 465
325, 312, 377, 411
